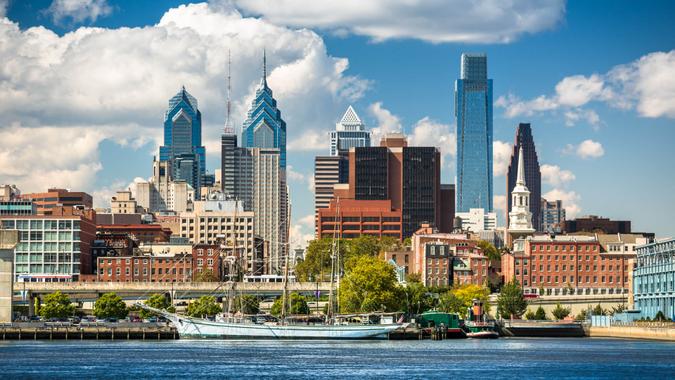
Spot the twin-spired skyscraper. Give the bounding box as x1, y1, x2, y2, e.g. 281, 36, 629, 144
455, 53, 493, 213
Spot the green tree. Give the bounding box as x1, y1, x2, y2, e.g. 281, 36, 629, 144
592, 304, 606, 316
610, 304, 627, 316
524, 309, 536, 320
533, 306, 548, 320
34, 297, 41, 316
193, 269, 219, 282
476, 240, 500, 261
575, 309, 589, 321
339, 255, 402, 313
401, 278, 433, 315
39, 291, 75, 319
551, 303, 571, 320
186, 296, 222, 318
347, 235, 383, 258
233, 295, 260, 315
271, 293, 310, 316
497, 280, 528, 319
438, 291, 464, 315
140, 293, 176, 319
294, 238, 346, 282
93, 293, 129, 319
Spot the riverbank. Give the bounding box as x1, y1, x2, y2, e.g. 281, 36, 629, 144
588, 325, 675, 341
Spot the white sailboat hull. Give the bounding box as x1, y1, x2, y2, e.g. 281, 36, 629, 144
171, 315, 403, 339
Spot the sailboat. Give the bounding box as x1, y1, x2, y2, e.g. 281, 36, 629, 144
136, 198, 405, 339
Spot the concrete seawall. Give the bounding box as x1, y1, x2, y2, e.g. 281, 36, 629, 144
588, 326, 675, 341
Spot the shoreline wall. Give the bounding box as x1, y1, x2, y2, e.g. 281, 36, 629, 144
588, 326, 675, 341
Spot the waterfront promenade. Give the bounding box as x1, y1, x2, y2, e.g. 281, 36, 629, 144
588, 322, 675, 341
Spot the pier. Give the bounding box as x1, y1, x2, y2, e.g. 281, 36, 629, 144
0, 322, 177, 341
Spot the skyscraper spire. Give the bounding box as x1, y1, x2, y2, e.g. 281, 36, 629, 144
224, 49, 234, 134
516, 146, 526, 186
262, 49, 267, 87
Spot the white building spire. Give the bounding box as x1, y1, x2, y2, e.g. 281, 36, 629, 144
508, 146, 534, 235
516, 146, 526, 186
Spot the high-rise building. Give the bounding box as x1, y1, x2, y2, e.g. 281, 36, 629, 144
159, 87, 206, 196
251, 148, 287, 274
110, 191, 140, 214
540, 198, 566, 233
135, 160, 194, 213
241, 53, 287, 169
317, 133, 448, 239
455, 53, 493, 213
329, 106, 370, 156
506, 123, 541, 230
313, 155, 348, 235
221, 136, 254, 210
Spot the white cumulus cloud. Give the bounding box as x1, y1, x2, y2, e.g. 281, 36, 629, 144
540, 164, 576, 187
0, 3, 369, 197
232, 0, 566, 44
408, 117, 456, 168
564, 139, 605, 159
496, 50, 675, 124
47, 0, 113, 25
543, 188, 581, 219
492, 140, 513, 177
369, 102, 402, 145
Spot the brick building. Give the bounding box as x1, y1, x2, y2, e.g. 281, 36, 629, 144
95, 247, 221, 283
501, 234, 644, 296
20, 188, 93, 215
317, 133, 454, 240
97, 224, 172, 244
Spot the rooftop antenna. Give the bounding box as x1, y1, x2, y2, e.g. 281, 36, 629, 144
224, 49, 234, 135
262, 49, 267, 87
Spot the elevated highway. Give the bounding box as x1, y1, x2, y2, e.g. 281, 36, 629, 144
13, 281, 333, 303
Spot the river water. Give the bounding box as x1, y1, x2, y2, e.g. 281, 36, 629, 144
1, 338, 674, 379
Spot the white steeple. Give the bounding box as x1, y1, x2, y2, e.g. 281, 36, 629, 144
508, 146, 534, 234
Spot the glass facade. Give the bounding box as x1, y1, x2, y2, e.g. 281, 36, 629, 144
634, 238, 675, 320
2, 218, 82, 281
354, 147, 388, 200
241, 64, 287, 169
455, 53, 493, 212
403, 147, 438, 238
159, 87, 205, 196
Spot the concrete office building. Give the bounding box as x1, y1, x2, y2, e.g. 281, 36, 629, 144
541, 198, 566, 233
455, 208, 497, 232
1, 207, 96, 282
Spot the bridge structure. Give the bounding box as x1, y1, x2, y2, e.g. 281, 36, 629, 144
13, 281, 334, 314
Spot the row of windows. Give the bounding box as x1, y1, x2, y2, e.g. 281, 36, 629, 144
531, 244, 597, 252
1, 220, 79, 230
523, 275, 626, 284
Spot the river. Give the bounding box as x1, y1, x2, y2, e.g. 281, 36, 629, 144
1, 338, 674, 379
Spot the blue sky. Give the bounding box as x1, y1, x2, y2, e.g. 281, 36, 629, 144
1, 0, 673, 244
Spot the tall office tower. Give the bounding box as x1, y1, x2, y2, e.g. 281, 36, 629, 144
506, 123, 541, 230
251, 148, 286, 274
329, 105, 371, 156
241, 53, 287, 169
455, 53, 493, 213
159, 87, 206, 197
540, 198, 566, 233
313, 155, 348, 236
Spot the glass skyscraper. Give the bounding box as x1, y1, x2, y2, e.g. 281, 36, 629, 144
455, 53, 493, 212
159, 87, 206, 195
241, 54, 287, 169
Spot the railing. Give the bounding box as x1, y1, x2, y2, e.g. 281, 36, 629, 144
611, 321, 675, 329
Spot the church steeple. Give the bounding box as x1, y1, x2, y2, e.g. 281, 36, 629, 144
508, 146, 534, 235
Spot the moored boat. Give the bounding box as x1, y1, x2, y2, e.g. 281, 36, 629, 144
137, 304, 405, 339
464, 299, 499, 339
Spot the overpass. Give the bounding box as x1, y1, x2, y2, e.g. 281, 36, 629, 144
13, 281, 334, 304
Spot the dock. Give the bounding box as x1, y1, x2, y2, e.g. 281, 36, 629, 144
0, 322, 178, 341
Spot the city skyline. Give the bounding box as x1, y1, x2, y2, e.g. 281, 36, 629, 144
0, 1, 674, 244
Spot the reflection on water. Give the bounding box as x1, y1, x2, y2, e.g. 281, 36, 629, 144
1, 338, 674, 379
